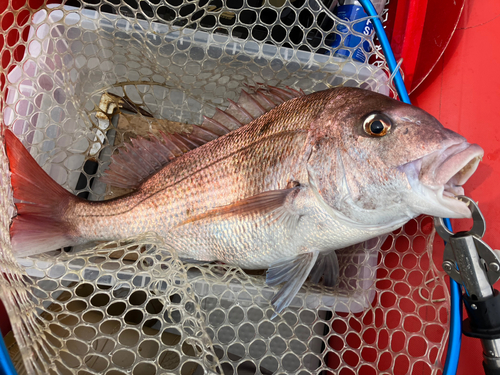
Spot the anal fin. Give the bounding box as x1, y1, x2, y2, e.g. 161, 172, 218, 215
267, 251, 320, 318
309, 250, 340, 287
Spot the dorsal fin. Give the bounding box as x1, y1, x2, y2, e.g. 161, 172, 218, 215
101, 85, 304, 190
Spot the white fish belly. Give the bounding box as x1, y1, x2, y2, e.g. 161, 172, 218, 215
163, 198, 400, 270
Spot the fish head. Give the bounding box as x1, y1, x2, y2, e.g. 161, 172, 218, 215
306, 87, 483, 228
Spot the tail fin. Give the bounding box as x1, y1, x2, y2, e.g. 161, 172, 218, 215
5, 130, 79, 256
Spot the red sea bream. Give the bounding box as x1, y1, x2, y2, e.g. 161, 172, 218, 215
6, 86, 483, 314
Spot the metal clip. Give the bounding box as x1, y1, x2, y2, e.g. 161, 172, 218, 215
434, 196, 500, 300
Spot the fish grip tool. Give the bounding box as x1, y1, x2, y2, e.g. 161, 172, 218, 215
435, 196, 500, 375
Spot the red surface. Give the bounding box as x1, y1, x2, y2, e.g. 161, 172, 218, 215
390, 0, 429, 90
409, 0, 465, 93
0, 299, 11, 336
384, 0, 464, 93
412, 0, 500, 372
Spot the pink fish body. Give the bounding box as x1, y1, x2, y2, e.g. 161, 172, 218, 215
6, 87, 483, 314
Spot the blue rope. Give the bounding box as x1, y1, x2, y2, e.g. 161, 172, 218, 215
356, 0, 411, 103
442, 218, 462, 375
0, 329, 16, 375
444, 277, 463, 374
355, 1, 461, 374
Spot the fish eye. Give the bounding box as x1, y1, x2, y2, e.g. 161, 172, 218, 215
363, 114, 391, 137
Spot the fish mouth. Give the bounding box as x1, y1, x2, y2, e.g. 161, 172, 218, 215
400, 142, 483, 218
436, 143, 483, 196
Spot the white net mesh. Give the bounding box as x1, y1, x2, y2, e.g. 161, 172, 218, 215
0, 0, 450, 374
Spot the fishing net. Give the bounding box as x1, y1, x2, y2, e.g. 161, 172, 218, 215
0, 0, 451, 374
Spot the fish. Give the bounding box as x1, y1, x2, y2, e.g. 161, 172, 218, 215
5, 86, 484, 315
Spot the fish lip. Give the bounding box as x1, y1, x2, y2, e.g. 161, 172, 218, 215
431, 143, 483, 186
433, 186, 470, 218
400, 142, 484, 218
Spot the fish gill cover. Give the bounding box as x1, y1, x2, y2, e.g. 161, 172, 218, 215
0, 0, 452, 374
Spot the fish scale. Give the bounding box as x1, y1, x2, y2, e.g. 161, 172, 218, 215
6, 87, 484, 314
72, 91, 325, 246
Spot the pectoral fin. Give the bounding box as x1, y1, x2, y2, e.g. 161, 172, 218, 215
177, 187, 303, 230
266, 251, 319, 318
